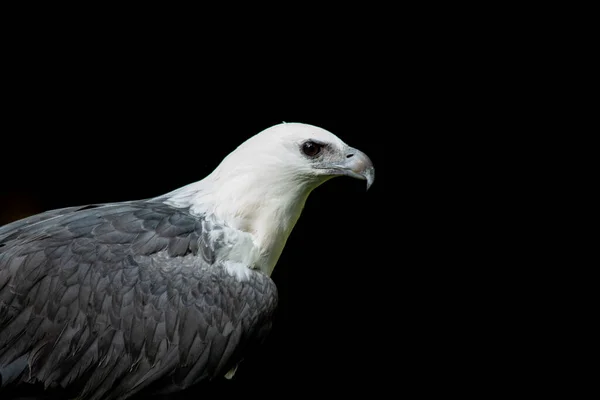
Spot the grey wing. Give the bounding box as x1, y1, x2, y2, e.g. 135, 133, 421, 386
0, 202, 278, 400
0, 205, 84, 241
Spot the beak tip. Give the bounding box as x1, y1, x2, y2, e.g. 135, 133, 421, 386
365, 167, 375, 191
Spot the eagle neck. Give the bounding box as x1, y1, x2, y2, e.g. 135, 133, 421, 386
161, 172, 317, 276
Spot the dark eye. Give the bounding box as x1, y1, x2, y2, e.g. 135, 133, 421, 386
302, 140, 323, 157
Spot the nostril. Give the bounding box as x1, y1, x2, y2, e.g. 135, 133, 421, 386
346, 153, 354, 158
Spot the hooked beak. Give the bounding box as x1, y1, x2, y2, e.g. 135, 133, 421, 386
329, 147, 375, 190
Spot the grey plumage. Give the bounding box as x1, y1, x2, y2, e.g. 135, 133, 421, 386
0, 202, 277, 400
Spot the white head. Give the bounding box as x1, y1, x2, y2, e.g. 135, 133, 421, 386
163, 122, 374, 275
212, 122, 374, 193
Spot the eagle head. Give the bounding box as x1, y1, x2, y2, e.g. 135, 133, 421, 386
163, 122, 374, 275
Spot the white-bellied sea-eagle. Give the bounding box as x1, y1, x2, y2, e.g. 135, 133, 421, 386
0, 122, 374, 400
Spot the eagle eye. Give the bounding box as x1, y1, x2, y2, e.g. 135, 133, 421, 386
301, 140, 324, 157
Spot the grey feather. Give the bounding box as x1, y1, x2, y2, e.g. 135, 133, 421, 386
0, 201, 278, 400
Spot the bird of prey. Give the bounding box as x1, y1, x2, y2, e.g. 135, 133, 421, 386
0, 122, 374, 400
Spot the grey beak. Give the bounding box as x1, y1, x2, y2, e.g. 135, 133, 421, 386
340, 148, 375, 191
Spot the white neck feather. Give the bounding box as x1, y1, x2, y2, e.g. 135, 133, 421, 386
160, 161, 322, 276
157, 122, 350, 276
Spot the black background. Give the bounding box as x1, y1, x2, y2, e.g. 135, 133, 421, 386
0, 14, 532, 398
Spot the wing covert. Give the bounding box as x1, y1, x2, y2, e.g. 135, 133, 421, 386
0, 201, 278, 400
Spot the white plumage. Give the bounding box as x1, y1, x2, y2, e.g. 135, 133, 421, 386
161, 122, 374, 276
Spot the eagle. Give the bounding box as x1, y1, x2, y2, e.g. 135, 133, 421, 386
0, 122, 374, 399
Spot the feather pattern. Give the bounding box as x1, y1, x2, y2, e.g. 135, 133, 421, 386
0, 201, 278, 400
